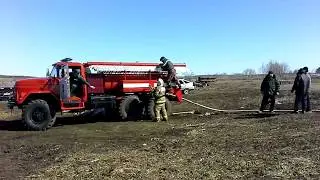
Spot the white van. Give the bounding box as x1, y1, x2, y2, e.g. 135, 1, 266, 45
179, 79, 195, 94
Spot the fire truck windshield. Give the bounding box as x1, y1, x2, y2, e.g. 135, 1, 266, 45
49, 65, 61, 78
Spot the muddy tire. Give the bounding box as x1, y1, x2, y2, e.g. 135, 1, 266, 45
22, 99, 52, 131
146, 97, 172, 121
119, 95, 143, 121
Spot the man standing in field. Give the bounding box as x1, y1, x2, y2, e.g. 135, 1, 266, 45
151, 78, 168, 122
291, 68, 305, 113
302, 66, 312, 112
259, 71, 280, 113
159, 56, 181, 88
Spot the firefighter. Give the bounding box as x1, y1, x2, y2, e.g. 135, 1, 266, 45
159, 56, 181, 88
70, 68, 95, 97
151, 78, 168, 122
259, 71, 280, 113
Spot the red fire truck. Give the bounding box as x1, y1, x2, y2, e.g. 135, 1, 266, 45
8, 58, 186, 130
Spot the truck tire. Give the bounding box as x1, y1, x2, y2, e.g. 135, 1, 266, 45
147, 97, 172, 121
22, 99, 52, 131
119, 95, 143, 121
183, 89, 189, 95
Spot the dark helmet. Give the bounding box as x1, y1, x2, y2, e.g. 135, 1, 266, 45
160, 56, 167, 62
303, 66, 309, 72
267, 71, 275, 78
298, 68, 303, 74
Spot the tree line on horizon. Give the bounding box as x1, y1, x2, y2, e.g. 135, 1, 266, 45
243, 60, 320, 76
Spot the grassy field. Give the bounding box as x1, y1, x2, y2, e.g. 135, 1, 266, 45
0, 78, 320, 179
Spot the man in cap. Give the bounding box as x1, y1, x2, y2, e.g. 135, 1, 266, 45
259, 71, 280, 113
159, 56, 181, 88
151, 78, 168, 122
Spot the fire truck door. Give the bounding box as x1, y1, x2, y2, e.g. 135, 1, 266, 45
59, 65, 84, 109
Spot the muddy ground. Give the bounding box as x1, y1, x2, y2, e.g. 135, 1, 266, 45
1, 79, 320, 179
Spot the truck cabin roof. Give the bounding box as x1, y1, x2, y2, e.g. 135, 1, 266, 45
53, 61, 83, 67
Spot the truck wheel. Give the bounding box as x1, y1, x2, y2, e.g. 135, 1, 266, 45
22, 99, 52, 131
183, 89, 189, 94
119, 95, 143, 121
147, 97, 172, 120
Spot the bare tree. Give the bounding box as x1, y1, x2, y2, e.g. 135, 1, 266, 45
260, 60, 290, 75
243, 68, 256, 75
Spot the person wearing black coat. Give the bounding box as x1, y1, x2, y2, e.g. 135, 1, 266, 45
291, 68, 305, 113
259, 71, 280, 113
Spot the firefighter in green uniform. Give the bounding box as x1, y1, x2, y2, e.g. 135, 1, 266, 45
70, 68, 95, 97
151, 78, 168, 122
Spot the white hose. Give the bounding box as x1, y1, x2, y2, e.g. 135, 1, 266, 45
182, 98, 320, 113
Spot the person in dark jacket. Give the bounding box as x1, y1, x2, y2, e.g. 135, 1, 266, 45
70, 68, 95, 97
159, 56, 181, 88
259, 71, 280, 113
291, 68, 305, 113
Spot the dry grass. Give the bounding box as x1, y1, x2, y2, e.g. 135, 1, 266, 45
0, 78, 320, 179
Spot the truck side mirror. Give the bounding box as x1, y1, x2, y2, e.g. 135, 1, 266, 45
46, 68, 50, 77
